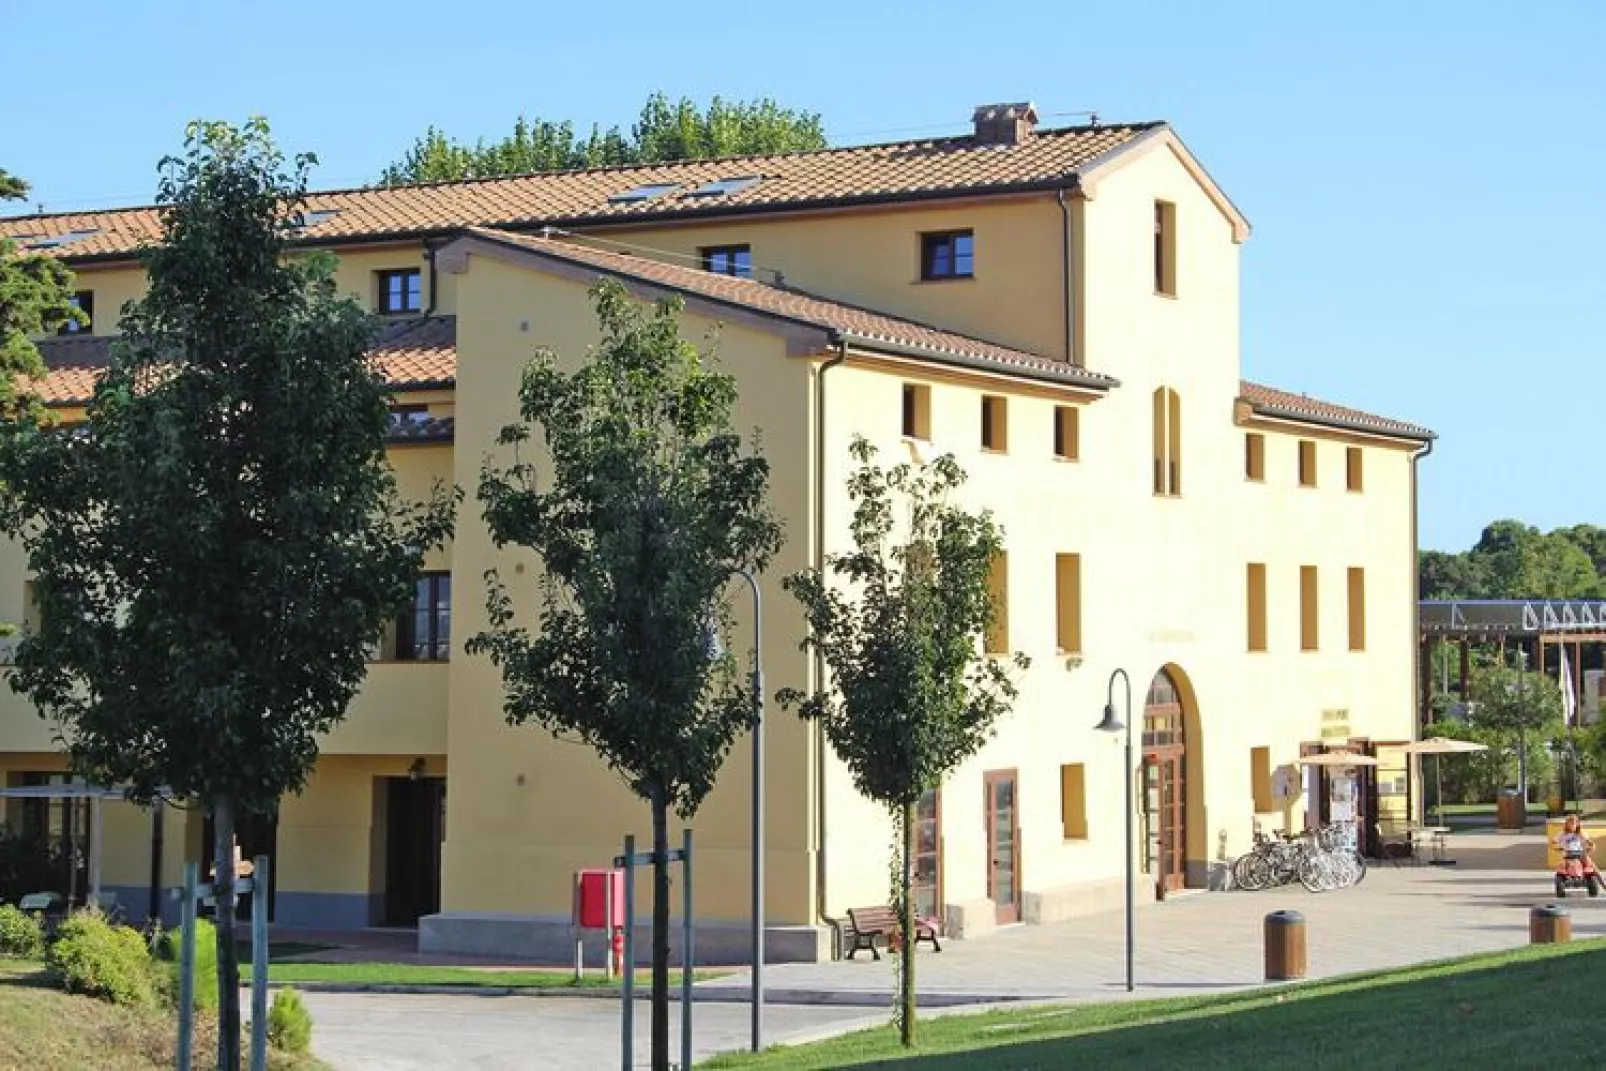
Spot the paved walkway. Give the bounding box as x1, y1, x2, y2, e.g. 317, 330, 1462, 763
301, 830, 1599, 1068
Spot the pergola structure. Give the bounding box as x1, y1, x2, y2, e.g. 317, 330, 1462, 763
0, 782, 165, 921
1419, 599, 1606, 727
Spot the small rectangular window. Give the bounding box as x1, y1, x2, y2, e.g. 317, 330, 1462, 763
700, 245, 752, 278
1055, 554, 1082, 654
920, 230, 974, 280
1053, 406, 1079, 461
377, 269, 422, 314
1300, 565, 1319, 652
58, 290, 93, 335
1298, 440, 1317, 487
901, 384, 931, 440
980, 395, 1008, 452
1347, 567, 1366, 651
1251, 747, 1273, 813
1154, 201, 1177, 296
396, 572, 451, 661
1245, 433, 1265, 481
984, 551, 1009, 654
1060, 764, 1088, 839
1247, 563, 1267, 652
1346, 447, 1364, 492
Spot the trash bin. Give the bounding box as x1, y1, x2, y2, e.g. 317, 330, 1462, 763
1264, 909, 1307, 981
1530, 903, 1571, 945
1497, 789, 1526, 830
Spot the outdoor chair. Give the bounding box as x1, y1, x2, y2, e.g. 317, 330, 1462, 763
1376, 824, 1414, 866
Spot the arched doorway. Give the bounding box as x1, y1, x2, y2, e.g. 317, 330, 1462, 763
1142, 668, 1189, 899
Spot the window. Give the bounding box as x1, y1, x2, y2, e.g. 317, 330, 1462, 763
980, 395, 1008, 452
1053, 406, 1079, 461
1250, 747, 1273, 813
377, 269, 422, 315
1300, 565, 1319, 651
608, 182, 681, 203
397, 572, 451, 660
1059, 764, 1088, 839
1245, 433, 1265, 481
1346, 447, 1364, 492
984, 551, 1009, 654
1152, 387, 1182, 495
1246, 563, 1267, 652
58, 291, 93, 335
914, 789, 942, 919
1055, 554, 1082, 654
1154, 200, 1177, 296
902, 384, 931, 440
920, 230, 974, 280
700, 245, 752, 278
685, 176, 761, 199
1298, 440, 1317, 487
1347, 567, 1366, 651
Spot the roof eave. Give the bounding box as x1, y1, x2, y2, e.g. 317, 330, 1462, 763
1248, 402, 1435, 444
834, 330, 1118, 391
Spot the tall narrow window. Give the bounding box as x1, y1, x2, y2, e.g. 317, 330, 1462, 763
1059, 764, 1088, 839
984, 551, 1009, 654
58, 290, 93, 335
1347, 567, 1366, 651
902, 384, 931, 440
1154, 200, 1177, 296
1246, 563, 1267, 652
1053, 406, 1079, 461
1251, 748, 1273, 812
1055, 553, 1082, 654
1245, 433, 1265, 481
398, 572, 451, 660
1152, 386, 1182, 495
1346, 447, 1364, 492
700, 245, 752, 278
377, 269, 422, 314
980, 395, 1008, 451
1300, 565, 1319, 652
1298, 440, 1317, 487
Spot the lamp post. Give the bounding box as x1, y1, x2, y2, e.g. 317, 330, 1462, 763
707, 568, 766, 1051
1094, 667, 1134, 993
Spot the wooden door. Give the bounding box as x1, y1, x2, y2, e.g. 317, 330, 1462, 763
983, 771, 1020, 924
1144, 753, 1186, 897
385, 777, 446, 926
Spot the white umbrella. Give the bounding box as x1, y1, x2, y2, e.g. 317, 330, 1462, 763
1298, 751, 1380, 767
1401, 737, 1489, 827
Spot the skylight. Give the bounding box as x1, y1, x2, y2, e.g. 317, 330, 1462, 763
685, 176, 762, 199
300, 209, 342, 228
25, 229, 100, 250
608, 183, 681, 204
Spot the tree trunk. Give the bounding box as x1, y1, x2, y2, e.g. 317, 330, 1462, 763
212, 797, 242, 1071
651, 787, 670, 1071
899, 796, 916, 1048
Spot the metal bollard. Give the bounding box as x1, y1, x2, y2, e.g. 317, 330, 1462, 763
1530, 903, 1571, 945
1264, 909, 1307, 981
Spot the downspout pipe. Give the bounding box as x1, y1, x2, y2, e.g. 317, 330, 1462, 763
1056, 188, 1073, 365
814, 337, 848, 957
422, 239, 440, 318
1409, 436, 1436, 744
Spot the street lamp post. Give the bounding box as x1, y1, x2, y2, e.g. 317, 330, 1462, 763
1094, 668, 1134, 993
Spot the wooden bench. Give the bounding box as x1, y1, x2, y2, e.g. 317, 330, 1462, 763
844, 906, 942, 960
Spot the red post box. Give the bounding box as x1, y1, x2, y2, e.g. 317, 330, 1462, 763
574, 868, 625, 929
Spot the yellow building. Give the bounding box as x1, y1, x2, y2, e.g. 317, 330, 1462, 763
0, 102, 1432, 960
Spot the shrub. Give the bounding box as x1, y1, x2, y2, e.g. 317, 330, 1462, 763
46, 909, 161, 1007
0, 902, 45, 957
267, 987, 313, 1055
156, 917, 220, 1010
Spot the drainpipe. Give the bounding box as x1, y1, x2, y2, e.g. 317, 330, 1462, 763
1056, 188, 1074, 365
422, 241, 439, 318
814, 337, 848, 957
1409, 437, 1435, 743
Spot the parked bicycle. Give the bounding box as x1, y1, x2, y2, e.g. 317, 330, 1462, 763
1233, 821, 1366, 893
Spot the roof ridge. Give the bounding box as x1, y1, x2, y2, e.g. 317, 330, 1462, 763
1, 120, 1167, 225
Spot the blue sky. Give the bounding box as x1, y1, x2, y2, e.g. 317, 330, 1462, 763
3, 1, 1601, 550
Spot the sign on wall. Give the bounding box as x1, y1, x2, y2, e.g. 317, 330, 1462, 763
1320, 709, 1351, 742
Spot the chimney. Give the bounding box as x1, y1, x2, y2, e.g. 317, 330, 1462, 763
971, 102, 1039, 146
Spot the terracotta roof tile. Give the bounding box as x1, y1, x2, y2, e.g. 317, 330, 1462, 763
30, 316, 457, 406
463, 228, 1114, 389
0, 123, 1164, 262
1240, 380, 1433, 441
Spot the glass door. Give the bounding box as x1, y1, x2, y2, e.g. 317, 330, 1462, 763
984, 770, 1020, 924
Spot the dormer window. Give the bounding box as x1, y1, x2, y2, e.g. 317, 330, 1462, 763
377, 269, 422, 315
58, 291, 93, 335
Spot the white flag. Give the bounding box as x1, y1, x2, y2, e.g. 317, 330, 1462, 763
1561, 645, 1579, 727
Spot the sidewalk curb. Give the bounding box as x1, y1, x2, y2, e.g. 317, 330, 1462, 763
250, 979, 1046, 1006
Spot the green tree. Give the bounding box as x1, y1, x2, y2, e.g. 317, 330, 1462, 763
467, 280, 781, 1071
1471, 661, 1566, 795
0, 120, 454, 1071
377, 93, 827, 184
1468, 520, 1601, 600
779, 438, 1028, 1046
1556, 524, 1606, 588
0, 168, 83, 421
1419, 549, 1488, 600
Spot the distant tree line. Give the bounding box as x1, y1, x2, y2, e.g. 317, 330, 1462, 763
1421, 520, 1606, 601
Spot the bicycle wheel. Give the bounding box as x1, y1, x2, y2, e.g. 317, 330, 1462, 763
1232, 853, 1260, 891
1298, 852, 1330, 893
1350, 850, 1368, 886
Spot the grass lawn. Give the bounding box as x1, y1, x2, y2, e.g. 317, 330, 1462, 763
0, 957, 323, 1070
703, 940, 1606, 1069
260, 961, 716, 988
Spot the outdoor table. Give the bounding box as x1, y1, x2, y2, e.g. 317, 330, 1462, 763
1410, 826, 1453, 865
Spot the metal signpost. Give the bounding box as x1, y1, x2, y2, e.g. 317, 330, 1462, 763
174, 854, 272, 1071
615, 829, 695, 1071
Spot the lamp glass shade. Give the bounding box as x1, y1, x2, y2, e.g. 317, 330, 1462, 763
1095, 704, 1125, 734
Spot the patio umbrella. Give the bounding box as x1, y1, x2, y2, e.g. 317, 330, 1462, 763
1401, 737, 1488, 827
1297, 751, 1380, 767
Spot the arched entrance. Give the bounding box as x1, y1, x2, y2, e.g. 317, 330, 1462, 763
1141, 666, 1200, 899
